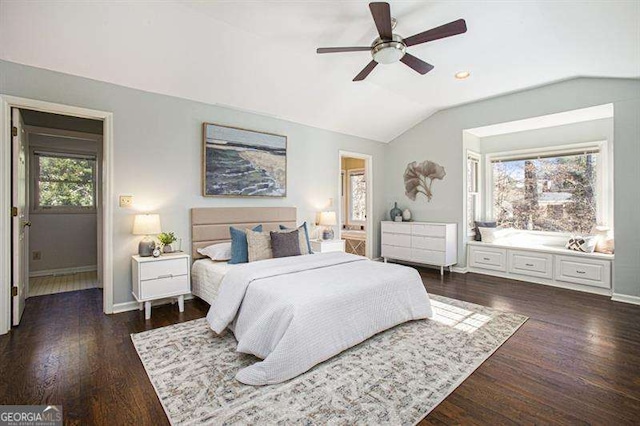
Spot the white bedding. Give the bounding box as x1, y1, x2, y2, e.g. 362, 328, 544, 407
206, 252, 432, 385
191, 259, 233, 305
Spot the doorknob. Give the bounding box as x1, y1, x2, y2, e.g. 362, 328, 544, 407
22, 220, 31, 228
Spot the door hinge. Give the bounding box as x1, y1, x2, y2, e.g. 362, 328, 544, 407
11, 206, 18, 217
12, 126, 17, 137
11, 287, 18, 297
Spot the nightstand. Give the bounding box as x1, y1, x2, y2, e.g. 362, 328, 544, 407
310, 239, 346, 253
131, 253, 191, 320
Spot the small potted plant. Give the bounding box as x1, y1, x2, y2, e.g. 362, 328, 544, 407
158, 232, 177, 253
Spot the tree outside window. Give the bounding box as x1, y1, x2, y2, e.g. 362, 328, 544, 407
34, 152, 96, 211
349, 170, 366, 223
492, 152, 597, 234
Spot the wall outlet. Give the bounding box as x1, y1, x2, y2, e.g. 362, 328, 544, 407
32, 251, 41, 261
119, 195, 133, 208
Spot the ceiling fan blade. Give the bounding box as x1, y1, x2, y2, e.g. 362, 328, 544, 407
400, 53, 434, 75
404, 19, 467, 47
317, 47, 371, 54
369, 2, 393, 40
353, 60, 378, 81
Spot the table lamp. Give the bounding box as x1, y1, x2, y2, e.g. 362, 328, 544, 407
133, 214, 161, 257
319, 211, 337, 240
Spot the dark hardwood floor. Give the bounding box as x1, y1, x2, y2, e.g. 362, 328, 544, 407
1, 270, 639, 425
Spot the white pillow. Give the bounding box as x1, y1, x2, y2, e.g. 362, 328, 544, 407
197, 242, 232, 261
478, 227, 506, 243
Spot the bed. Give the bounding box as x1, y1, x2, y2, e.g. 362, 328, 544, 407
191, 207, 433, 386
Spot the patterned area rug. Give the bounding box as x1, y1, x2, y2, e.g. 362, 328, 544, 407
131, 295, 527, 425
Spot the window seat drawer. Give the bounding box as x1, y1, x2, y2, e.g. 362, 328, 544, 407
555, 256, 611, 289
469, 246, 507, 272
509, 250, 553, 279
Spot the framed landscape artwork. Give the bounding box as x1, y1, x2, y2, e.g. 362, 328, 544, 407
203, 123, 287, 197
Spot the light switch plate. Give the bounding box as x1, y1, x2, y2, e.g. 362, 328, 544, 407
119, 195, 133, 208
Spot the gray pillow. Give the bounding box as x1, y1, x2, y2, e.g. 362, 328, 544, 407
474, 221, 496, 241
270, 230, 301, 258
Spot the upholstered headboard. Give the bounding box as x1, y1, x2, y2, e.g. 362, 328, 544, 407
191, 207, 297, 259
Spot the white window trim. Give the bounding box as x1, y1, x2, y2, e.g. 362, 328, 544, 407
484, 141, 612, 233
466, 150, 482, 237
347, 168, 366, 225
30, 149, 98, 214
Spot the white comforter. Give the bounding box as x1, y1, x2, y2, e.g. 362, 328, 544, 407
206, 252, 432, 385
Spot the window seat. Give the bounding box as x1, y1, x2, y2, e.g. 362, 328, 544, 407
467, 237, 613, 296
467, 240, 614, 261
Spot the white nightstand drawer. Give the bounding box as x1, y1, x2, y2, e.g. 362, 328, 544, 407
555, 256, 610, 288
469, 246, 507, 272
411, 248, 445, 265
382, 232, 411, 247
139, 274, 190, 300
140, 258, 189, 281
412, 224, 445, 237
509, 250, 553, 279
310, 239, 345, 253
411, 235, 445, 251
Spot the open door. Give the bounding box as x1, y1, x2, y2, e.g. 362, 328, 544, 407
11, 108, 28, 326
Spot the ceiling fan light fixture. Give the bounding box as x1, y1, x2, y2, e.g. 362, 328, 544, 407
371, 34, 406, 64
455, 71, 471, 80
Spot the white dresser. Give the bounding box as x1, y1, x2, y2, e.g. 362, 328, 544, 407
381, 221, 457, 275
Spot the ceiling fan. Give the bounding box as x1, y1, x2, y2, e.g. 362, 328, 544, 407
316, 2, 467, 81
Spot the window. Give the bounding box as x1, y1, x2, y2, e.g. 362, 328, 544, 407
467, 152, 481, 234
33, 152, 96, 212
490, 147, 600, 234
349, 169, 366, 223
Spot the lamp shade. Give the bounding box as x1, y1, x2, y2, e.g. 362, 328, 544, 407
319, 211, 337, 226
132, 214, 161, 235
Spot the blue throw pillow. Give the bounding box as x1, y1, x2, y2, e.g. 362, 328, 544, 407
279, 222, 313, 254
229, 225, 262, 264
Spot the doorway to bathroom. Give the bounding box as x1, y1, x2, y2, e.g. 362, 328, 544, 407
338, 151, 372, 258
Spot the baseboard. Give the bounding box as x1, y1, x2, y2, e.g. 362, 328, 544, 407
112, 294, 195, 314
30, 265, 97, 278
611, 293, 640, 306
451, 266, 468, 274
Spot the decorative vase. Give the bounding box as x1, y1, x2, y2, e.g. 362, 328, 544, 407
402, 208, 412, 221
390, 202, 402, 221
163, 244, 173, 253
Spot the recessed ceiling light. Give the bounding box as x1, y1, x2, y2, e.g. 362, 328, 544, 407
455, 71, 471, 80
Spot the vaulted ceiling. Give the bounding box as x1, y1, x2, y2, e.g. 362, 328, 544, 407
1, 1, 638, 142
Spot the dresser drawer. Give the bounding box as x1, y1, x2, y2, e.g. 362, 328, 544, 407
411, 248, 445, 265
139, 274, 190, 300
411, 235, 445, 251
508, 250, 553, 279
140, 258, 189, 281
555, 256, 611, 289
382, 222, 412, 234
382, 232, 411, 247
382, 244, 411, 260
412, 224, 445, 237
469, 246, 507, 272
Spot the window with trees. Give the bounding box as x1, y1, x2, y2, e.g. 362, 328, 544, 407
349, 169, 366, 223
467, 152, 481, 234
33, 152, 96, 212
490, 147, 600, 234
